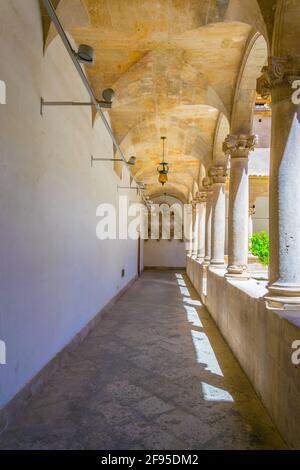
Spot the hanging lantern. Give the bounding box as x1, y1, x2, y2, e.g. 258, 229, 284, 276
158, 172, 168, 185
157, 136, 169, 186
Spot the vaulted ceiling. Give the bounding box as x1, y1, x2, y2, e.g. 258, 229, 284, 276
41, 0, 269, 203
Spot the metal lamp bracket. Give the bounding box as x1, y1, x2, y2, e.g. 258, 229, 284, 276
40, 97, 112, 116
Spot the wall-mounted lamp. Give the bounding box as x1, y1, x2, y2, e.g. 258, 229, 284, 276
101, 88, 115, 105
91, 155, 136, 167
117, 186, 145, 191
117, 182, 147, 191
75, 44, 95, 65
40, 87, 115, 115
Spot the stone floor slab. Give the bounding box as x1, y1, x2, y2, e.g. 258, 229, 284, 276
0, 270, 287, 450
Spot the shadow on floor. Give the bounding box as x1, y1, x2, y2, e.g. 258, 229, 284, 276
0, 270, 287, 450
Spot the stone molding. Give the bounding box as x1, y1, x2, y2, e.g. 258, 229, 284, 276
257, 55, 300, 99
223, 134, 257, 158
202, 176, 213, 192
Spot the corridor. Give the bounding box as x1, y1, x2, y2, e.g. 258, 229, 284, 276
0, 271, 286, 450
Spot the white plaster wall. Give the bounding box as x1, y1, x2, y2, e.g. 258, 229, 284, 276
253, 196, 269, 234
144, 240, 186, 268
144, 195, 186, 268
250, 116, 270, 177
249, 148, 270, 176
253, 115, 271, 149
0, 0, 142, 409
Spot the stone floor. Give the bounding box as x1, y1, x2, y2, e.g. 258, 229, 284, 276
0, 270, 287, 450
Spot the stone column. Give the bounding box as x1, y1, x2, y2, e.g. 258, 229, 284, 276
191, 201, 199, 258
202, 177, 213, 265
185, 203, 193, 256
197, 192, 206, 261
210, 166, 227, 267
257, 56, 300, 308
223, 135, 257, 278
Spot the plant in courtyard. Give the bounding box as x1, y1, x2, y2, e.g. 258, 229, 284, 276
249, 231, 269, 266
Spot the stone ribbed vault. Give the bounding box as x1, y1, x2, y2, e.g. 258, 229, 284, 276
40, 0, 269, 203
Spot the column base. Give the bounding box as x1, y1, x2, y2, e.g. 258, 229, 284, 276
196, 256, 205, 263
202, 258, 211, 267
225, 264, 250, 280
210, 259, 225, 268
264, 282, 300, 310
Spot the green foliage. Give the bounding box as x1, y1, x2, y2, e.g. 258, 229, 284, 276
249, 231, 269, 266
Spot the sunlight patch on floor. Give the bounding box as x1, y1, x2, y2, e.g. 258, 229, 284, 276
175, 274, 183, 279
183, 297, 202, 306
179, 286, 190, 296
177, 272, 235, 404
201, 382, 234, 402
183, 305, 203, 327
191, 330, 223, 377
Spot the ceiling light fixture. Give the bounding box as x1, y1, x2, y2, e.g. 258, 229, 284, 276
157, 136, 169, 186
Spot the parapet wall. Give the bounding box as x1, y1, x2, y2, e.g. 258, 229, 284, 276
187, 256, 300, 449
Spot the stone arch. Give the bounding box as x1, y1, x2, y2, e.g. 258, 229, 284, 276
150, 192, 187, 205
212, 113, 230, 166
231, 31, 268, 135
222, 0, 268, 39
147, 181, 191, 205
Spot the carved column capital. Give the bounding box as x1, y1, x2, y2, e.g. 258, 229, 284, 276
256, 55, 300, 99
223, 134, 257, 158
208, 166, 228, 184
